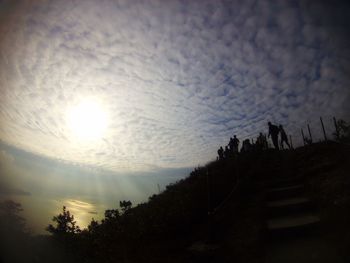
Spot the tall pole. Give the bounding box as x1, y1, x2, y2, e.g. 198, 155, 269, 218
333, 117, 339, 140
280, 138, 283, 150
289, 135, 293, 149
307, 124, 313, 143
301, 128, 306, 146
320, 117, 328, 141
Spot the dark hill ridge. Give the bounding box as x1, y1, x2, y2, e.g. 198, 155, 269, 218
5, 142, 348, 263
69, 141, 349, 263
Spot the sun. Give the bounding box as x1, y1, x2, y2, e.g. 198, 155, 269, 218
66, 99, 108, 141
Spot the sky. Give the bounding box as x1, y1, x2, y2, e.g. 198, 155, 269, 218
0, 0, 350, 232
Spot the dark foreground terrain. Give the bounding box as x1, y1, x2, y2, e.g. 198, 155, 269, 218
1, 141, 349, 263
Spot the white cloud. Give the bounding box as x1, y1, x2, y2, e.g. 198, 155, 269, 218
0, 0, 349, 172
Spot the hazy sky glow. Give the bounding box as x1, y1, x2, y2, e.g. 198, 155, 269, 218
0, 141, 188, 232
0, 0, 350, 232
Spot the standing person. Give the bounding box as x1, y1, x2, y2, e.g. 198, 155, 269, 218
228, 137, 235, 154
217, 146, 224, 160
232, 135, 240, 153
268, 122, 280, 150
256, 132, 265, 151
242, 139, 252, 152
279, 125, 291, 149
224, 146, 230, 159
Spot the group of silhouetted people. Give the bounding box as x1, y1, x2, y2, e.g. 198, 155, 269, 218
217, 135, 239, 160
217, 122, 292, 160
268, 122, 291, 150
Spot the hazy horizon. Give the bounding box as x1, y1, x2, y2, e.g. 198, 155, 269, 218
0, 141, 191, 233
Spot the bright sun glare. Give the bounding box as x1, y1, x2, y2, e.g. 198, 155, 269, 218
67, 99, 108, 141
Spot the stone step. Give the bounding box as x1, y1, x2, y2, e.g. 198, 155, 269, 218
268, 213, 320, 231
266, 184, 305, 201
267, 213, 321, 239
267, 197, 315, 217
267, 184, 305, 193
268, 197, 310, 208
266, 175, 304, 188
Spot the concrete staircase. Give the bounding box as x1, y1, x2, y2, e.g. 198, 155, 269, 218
264, 174, 344, 263
266, 182, 320, 238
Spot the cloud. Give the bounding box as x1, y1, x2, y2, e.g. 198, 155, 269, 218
88, 211, 98, 215
0, 149, 14, 165
0, 186, 31, 196
0, 0, 349, 172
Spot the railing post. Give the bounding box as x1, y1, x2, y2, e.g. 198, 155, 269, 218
301, 128, 306, 146
279, 138, 283, 150
333, 117, 339, 140
320, 117, 328, 141
307, 124, 313, 143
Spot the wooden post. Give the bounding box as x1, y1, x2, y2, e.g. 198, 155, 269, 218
307, 124, 313, 143
279, 138, 283, 150
320, 117, 328, 141
301, 128, 306, 146
333, 117, 339, 140
289, 135, 293, 149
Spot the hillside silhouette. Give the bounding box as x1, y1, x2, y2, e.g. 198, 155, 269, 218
1, 140, 350, 263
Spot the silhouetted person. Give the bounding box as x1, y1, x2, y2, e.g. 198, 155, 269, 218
228, 137, 235, 154
268, 122, 279, 150
256, 132, 266, 151
241, 139, 252, 152
232, 135, 240, 153
279, 125, 291, 149
224, 145, 230, 159
217, 146, 224, 160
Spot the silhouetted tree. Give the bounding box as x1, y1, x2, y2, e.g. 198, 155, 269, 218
119, 200, 132, 213
0, 200, 34, 263
0, 200, 26, 234
46, 206, 80, 236
87, 218, 99, 234
104, 208, 120, 221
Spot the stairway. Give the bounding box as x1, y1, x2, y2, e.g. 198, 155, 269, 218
264, 174, 344, 263
266, 180, 320, 237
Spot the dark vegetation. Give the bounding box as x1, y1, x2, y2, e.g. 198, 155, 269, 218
1, 120, 350, 263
